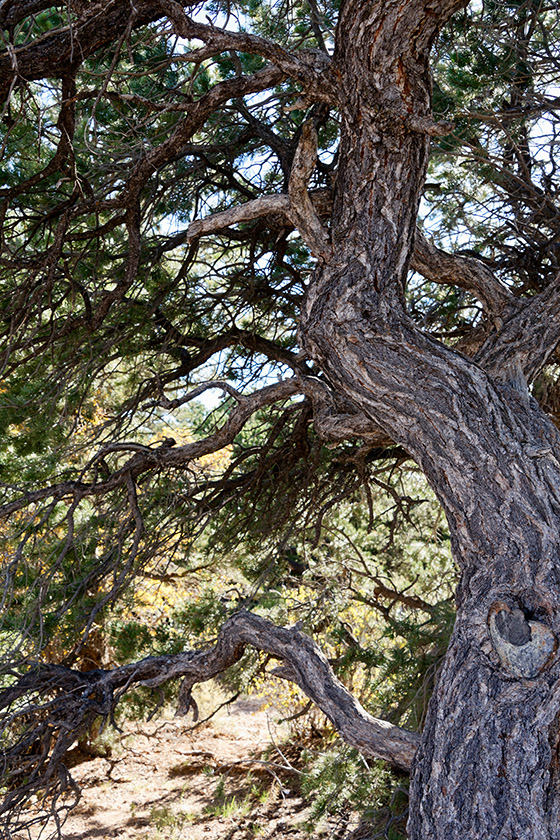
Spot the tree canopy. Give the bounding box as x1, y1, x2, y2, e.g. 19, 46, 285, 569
1, 0, 560, 837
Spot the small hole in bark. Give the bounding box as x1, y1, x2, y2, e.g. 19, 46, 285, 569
488, 600, 558, 678
361, 309, 372, 319
494, 608, 531, 646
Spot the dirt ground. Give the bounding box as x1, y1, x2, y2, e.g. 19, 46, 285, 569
57, 694, 367, 840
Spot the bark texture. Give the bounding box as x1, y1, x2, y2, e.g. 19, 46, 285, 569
296, 0, 560, 837
3, 1, 560, 837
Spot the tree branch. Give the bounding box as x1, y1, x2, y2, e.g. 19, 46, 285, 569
145, 324, 311, 388
0, 611, 418, 826
122, 65, 286, 205
287, 120, 333, 261
411, 230, 515, 320
186, 611, 419, 769
0, 0, 332, 104
0, 379, 301, 518
0, 0, 62, 29
474, 271, 560, 385
186, 204, 519, 326
186, 194, 292, 240
0, 0, 162, 100
16, 74, 289, 348
162, 0, 332, 97
186, 189, 333, 247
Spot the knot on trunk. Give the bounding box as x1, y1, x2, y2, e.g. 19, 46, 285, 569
488, 601, 557, 678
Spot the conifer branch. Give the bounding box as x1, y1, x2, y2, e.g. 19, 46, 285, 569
0, 610, 418, 830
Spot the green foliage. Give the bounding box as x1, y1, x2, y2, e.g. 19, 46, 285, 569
148, 804, 196, 837
301, 748, 408, 838
0, 0, 558, 834
424, 0, 560, 297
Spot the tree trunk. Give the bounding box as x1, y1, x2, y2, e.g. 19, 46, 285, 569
405, 394, 560, 840
300, 0, 560, 836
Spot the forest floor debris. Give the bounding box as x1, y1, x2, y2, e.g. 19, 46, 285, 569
59, 696, 363, 839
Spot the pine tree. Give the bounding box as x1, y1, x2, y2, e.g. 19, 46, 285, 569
1, 0, 560, 837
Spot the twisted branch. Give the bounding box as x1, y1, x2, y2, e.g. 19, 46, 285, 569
0, 610, 418, 829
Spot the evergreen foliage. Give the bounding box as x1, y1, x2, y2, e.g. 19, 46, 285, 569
0, 0, 558, 835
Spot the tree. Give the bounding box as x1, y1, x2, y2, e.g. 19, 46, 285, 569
1, 0, 560, 837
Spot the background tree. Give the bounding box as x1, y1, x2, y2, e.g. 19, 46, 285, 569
1, 0, 560, 838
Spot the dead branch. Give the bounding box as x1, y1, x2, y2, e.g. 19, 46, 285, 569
185, 189, 333, 242
187, 194, 292, 241
287, 120, 333, 261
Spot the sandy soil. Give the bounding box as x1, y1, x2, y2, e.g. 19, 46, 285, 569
56, 695, 364, 840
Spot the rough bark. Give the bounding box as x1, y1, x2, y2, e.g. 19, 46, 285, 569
295, 0, 560, 837
3, 0, 560, 837
410, 230, 515, 321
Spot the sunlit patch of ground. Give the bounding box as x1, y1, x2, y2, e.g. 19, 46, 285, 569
54, 694, 365, 839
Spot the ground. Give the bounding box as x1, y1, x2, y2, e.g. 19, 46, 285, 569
58, 692, 369, 840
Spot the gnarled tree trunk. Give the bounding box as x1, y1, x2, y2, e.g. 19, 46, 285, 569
2, 1, 560, 837
300, 0, 560, 837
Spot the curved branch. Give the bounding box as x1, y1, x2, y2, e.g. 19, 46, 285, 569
0, 371, 404, 522
0, 611, 418, 827
0, 379, 301, 518
185, 189, 333, 242
122, 65, 286, 205
176, 611, 419, 770
411, 231, 514, 319
1, 69, 289, 355
162, 1, 332, 96
0, 0, 62, 29
0, 0, 331, 104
